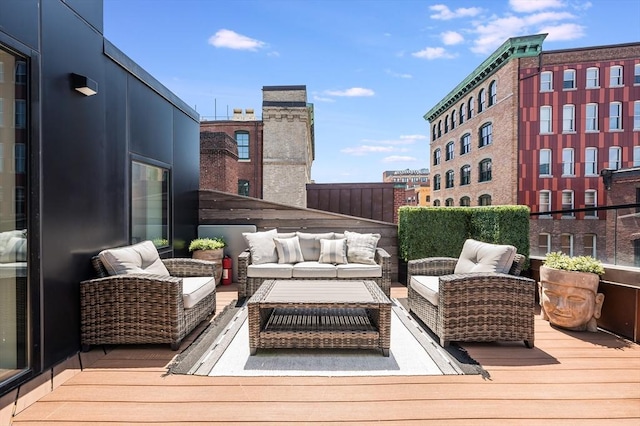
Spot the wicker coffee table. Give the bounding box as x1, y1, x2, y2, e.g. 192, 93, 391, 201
247, 280, 391, 356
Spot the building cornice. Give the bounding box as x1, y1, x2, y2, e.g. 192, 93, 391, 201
424, 33, 547, 122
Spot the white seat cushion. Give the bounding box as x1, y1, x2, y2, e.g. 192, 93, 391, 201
454, 239, 516, 274
98, 240, 170, 276
292, 261, 337, 278
410, 275, 440, 306
336, 263, 381, 278
182, 276, 216, 309
247, 263, 293, 279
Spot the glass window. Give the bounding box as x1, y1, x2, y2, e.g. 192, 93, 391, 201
634, 146, 640, 167
563, 69, 576, 89
438, 121, 442, 137
445, 198, 454, 206
634, 101, 640, 130
445, 170, 454, 188
446, 142, 454, 161
562, 190, 574, 217
478, 194, 492, 206
610, 65, 623, 87
131, 160, 169, 247
433, 199, 441, 206
540, 106, 552, 133
432, 125, 437, 141
562, 148, 574, 176
433, 174, 441, 190
451, 110, 456, 129
238, 179, 249, 196
538, 233, 551, 256
586, 67, 599, 88
444, 116, 449, 133
479, 122, 492, 147
586, 103, 598, 131
479, 158, 492, 182
635, 63, 640, 84
560, 234, 574, 256
585, 147, 598, 176
540, 149, 552, 176
540, 71, 553, 92
583, 234, 597, 258
609, 146, 621, 169
489, 80, 497, 106
585, 190, 597, 218
460, 196, 470, 206
563, 104, 575, 132
235, 131, 249, 160
539, 190, 551, 215
460, 165, 471, 185
433, 148, 441, 165
609, 102, 622, 130
0, 97, 3, 127
15, 61, 27, 84
478, 89, 486, 112
459, 103, 465, 124
467, 97, 474, 119
14, 144, 26, 173
460, 133, 471, 155
15, 99, 26, 128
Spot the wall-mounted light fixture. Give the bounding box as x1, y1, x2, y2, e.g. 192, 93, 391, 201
600, 168, 614, 191
70, 73, 98, 96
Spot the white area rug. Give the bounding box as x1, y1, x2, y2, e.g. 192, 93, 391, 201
183, 300, 464, 377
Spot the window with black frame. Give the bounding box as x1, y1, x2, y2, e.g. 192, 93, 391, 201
131, 160, 169, 247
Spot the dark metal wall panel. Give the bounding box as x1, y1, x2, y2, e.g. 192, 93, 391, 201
62, 0, 103, 34
307, 183, 397, 224
0, 0, 39, 50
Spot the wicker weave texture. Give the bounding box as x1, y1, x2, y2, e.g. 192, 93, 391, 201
237, 247, 391, 299
407, 254, 535, 348
80, 257, 216, 350
247, 280, 391, 356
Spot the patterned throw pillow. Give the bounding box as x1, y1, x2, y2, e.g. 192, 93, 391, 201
318, 238, 348, 264
274, 236, 305, 264
344, 230, 380, 265
242, 229, 278, 265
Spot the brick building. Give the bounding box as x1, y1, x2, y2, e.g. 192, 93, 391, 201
382, 168, 430, 206
200, 86, 314, 208
424, 34, 640, 264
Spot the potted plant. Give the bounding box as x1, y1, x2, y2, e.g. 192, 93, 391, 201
539, 252, 605, 331
189, 237, 226, 284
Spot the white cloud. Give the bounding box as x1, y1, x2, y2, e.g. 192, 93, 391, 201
412, 46, 456, 59
400, 134, 427, 141
312, 95, 335, 102
324, 87, 375, 97
341, 145, 394, 156
208, 29, 266, 51
509, 0, 565, 13
382, 155, 419, 163
385, 69, 413, 79
540, 23, 586, 40
430, 4, 482, 20
441, 31, 464, 45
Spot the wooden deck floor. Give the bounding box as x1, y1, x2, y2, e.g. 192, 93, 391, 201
10, 283, 640, 425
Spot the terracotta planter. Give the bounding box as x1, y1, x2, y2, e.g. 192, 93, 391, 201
192, 248, 223, 285
539, 265, 604, 332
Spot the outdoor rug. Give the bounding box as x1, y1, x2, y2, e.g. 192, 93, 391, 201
168, 299, 488, 377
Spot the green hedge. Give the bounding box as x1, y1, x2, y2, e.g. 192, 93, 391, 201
398, 205, 530, 267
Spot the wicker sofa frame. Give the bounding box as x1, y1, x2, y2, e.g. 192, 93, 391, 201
237, 247, 392, 299
80, 257, 217, 351
407, 254, 535, 348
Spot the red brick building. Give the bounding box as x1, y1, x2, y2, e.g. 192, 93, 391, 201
424, 34, 640, 265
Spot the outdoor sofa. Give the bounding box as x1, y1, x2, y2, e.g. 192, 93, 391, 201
237, 229, 391, 298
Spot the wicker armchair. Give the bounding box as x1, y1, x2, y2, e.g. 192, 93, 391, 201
407, 253, 535, 348
80, 256, 217, 351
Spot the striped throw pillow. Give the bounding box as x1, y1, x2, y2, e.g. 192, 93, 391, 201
318, 238, 347, 265
344, 230, 380, 265
274, 236, 305, 264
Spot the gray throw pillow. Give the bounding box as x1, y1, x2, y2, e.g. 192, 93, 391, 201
296, 232, 334, 261
318, 238, 348, 265
243, 229, 279, 265
344, 230, 380, 265
274, 236, 305, 264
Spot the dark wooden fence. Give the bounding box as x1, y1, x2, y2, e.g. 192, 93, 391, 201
199, 190, 399, 281
306, 182, 399, 223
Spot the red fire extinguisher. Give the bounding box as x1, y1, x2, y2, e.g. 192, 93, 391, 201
222, 256, 233, 285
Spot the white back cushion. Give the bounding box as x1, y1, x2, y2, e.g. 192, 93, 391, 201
454, 239, 516, 274
98, 240, 169, 276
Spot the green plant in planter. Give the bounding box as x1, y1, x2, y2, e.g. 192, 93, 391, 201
542, 251, 605, 276
188, 237, 226, 252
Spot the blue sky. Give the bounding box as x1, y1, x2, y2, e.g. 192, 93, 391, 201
103, 0, 640, 183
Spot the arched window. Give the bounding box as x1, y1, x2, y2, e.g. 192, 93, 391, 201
460, 133, 471, 155
433, 174, 441, 190
433, 148, 441, 166
479, 122, 492, 147
460, 196, 470, 207
479, 158, 492, 182
488, 80, 497, 106
460, 165, 471, 185
445, 198, 454, 206
433, 199, 441, 206
445, 170, 454, 188
478, 194, 492, 206
445, 141, 454, 161
467, 97, 474, 119
432, 124, 437, 141
445, 116, 449, 133
478, 89, 486, 112
451, 110, 457, 129
437, 120, 442, 138
459, 103, 466, 124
